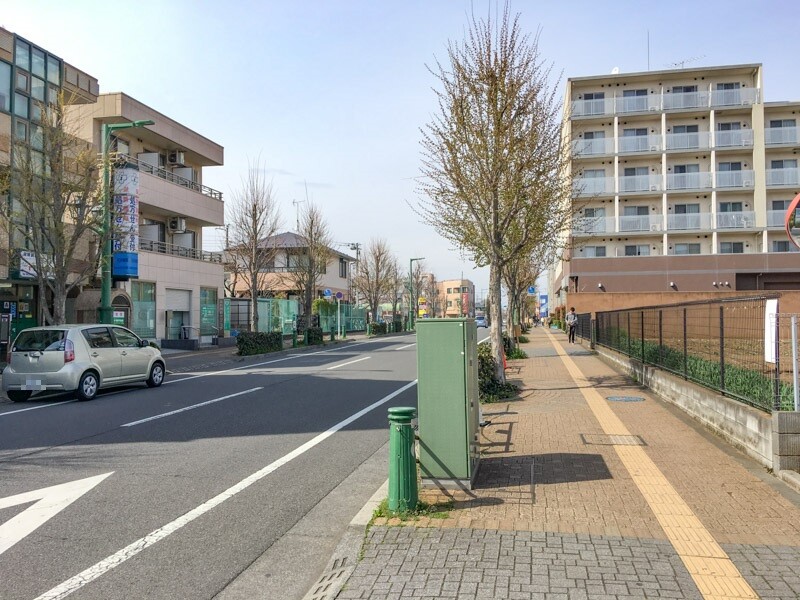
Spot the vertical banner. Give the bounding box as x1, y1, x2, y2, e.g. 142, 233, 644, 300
539, 294, 549, 317
764, 298, 778, 363
461, 292, 469, 316
112, 167, 140, 279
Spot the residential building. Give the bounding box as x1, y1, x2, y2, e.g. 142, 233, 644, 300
435, 279, 475, 318
555, 63, 800, 303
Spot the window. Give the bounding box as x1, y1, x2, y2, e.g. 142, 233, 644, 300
339, 258, 347, 278
622, 128, 647, 137
31, 48, 45, 78
31, 76, 44, 101
15, 39, 30, 70
14, 92, 28, 119
773, 240, 793, 252
13, 329, 65, 352
462, 286, 469, 293
584, 131, 605, 140
717, 82, 740, 90
624, 245, 650, 256
623, 167, 648, 177
672, 124, 698, 134
770, 119, 796, 128
674, 164, 699, 174
772, 200, 791, 211
112, 327, 140, 348
15, 71, 28, 92
14, 119, 27, 141
623, 206, 648, 216
200, 287, 218, 335
82, 327, 114, 349
672, 85, 698, 93
720, 242, 744, 254
771, 159, 797, 169
0, 61, 10, 112
674, 243, 701, 255
584, 246, 606, 257
622, 89, 648, 112
30, 124, 43, 150
583, 92, 605, 115
446, 287, 452, 294
47, 55, 60, 85
131, 281, 156, 338
718, 162, 742, 171
719, 202, 743, 213
717, 122, 741, 131
584, 207, 605, 218
447, 300, 452, 307
675, 203, 700, 214
112, 136, 130, 155
583, 168, 605, 178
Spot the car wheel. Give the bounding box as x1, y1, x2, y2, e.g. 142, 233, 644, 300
7, 390, 32, 402
75, 371, 99, 401
146, 362, 165, 388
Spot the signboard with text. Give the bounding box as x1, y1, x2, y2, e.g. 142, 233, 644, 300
539, 294, 549, 317
112, 167, 140, 279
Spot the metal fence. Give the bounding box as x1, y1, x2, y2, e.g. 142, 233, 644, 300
223, 298, 367, 336
316, 302, 367, 333
595, 295, 794, 412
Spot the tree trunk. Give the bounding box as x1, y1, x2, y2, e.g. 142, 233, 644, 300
489, 264, 504, 383
250, 278, 259, 332
53, 279, 67, 325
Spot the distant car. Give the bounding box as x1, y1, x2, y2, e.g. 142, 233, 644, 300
475, 316, 487, 328
3, 324, 165, 402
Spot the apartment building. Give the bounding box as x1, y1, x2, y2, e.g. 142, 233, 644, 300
553, 63, 800, 304
435, 279, 475, 318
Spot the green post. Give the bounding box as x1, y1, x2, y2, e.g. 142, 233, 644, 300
388, 406, 418, 512
292, 328, 297, 348
330, 326, 335, 342
343, 320, 347, 339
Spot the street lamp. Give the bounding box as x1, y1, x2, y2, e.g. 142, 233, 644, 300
99, 120, 155, 324
408, 257, 424, 331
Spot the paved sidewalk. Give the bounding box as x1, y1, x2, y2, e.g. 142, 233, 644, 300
336, 328, 800, 599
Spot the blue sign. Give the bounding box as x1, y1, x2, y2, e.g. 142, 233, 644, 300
112, 252, 139, 280
335, 291, 343, 300
527, 285, 536, 296
539, 294, 549, 317
323, 288, 332, 297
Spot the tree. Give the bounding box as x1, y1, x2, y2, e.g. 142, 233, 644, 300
409, 260, 427, 321
388, 258, 405, 322
280, 203, 333, 317
1, 91, 105, 325
418, 5, 573, 381
226, 161, 281, 332
354, 238, 394, 325
503, 243, 553, 346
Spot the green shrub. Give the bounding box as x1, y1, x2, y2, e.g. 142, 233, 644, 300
237, 331, 283, 356
369, 322, 387, 335
506, 347, 527, 359
518, 335, 529, 344
477, 343, 519, 403
306, 326, 324, 345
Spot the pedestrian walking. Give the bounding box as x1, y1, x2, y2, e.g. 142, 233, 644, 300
566, 307, 577, 343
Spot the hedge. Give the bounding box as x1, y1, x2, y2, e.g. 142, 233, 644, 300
237, 331, 283, 356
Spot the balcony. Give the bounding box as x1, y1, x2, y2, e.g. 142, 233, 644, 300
666, 132, 710, 151
766, 168, 800, 187
619, 214, 663, 232
716, 170, 755, 188
716, 211, 755, 229
765, 127, 800, 146
618, 135, 662, 154
768, 210, 787, 227
710, 88, 759, 108
139, 239, 223, 263
619, 174, 661, 193
714, 130, 754, 148
615, 95, 662, 114
573, 176, 614, 197
667, 212, 712, 231
667, 172, 712, 191
571, 97, 614, 117
571, 138, 613, 157
115, 153, 223, 201
662, 91, 709, 110
572, 216, 613, 235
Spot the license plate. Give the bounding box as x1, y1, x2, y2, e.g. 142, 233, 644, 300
22, 379, 45, 391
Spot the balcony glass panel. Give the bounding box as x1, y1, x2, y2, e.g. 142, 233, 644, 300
716, 211, 755, 229
619, 215, 660, 232
716, 170, 754, 188
766, 168, 800, 186
666, 172, 711, 190
619, 174, 661, 193
765, 127, 799, 145
573, 177, 614, 196
667, 212, 712, 230
663, 91, 709, 110
572, 216, 612, 234
572, 138, 612, 157
710, 88, 758, 107
619, 135, 662, 154
666, 132, 709, 150
767, 210, 787, 227
571, 98, 613, 117
714, 130, 754, 148
615, 96, 661, 114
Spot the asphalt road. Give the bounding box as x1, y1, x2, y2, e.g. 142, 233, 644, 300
0, 335, 420, 600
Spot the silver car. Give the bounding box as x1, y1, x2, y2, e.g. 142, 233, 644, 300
3, 324, 165, 402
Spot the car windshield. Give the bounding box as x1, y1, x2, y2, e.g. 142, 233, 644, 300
13, 329, 67, 352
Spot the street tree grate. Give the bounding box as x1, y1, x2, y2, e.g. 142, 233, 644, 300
581, 433, 646, 446
606, 395, 645, 402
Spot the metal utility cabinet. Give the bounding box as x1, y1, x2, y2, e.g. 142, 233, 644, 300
416, 318, 481, 489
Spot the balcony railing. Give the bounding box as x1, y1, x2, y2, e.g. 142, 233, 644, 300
668, 212, 712, 231
767, 210, 787, 227
139, 239, 223, 263
716, 211, 755, 229
765, 127, 800, 145
615, 95, 662, 114
666, 132, 709, 151
571, 138, 613, 157
710, 88, 759, 108
572, 216, 613, 235
766, 168, 800, 187
714, 130, 754, 148
619, 174, 661, 193
662, 91, 710, 110
113, 153, 223, 201
571, 97, 615, 117
667, 172, 712, 190
619, 214, 662, 232
573, 176, 614, 196
716, 170, 755, 188
619, 135, 662, 154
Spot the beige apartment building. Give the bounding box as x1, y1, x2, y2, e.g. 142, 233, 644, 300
551, 63, 800, 308
434, 279, 475, 318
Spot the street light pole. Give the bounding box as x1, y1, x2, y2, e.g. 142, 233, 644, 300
408, 257, 424, 331
99, 120, 154, 324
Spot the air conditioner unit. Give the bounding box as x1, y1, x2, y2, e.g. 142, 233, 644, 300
650, 223, 662, 231
650, 185, 658, 191
743, 179, 754, 187
167, 151, 186, 166
650, 145, 659, 151
168, 217, 186, 233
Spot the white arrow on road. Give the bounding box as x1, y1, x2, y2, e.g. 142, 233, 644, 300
0, 472, 113, 556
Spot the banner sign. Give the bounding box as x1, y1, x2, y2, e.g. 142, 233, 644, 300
461, 292, 469, 315
112, 167, 140, 279
539, 294, 549, 317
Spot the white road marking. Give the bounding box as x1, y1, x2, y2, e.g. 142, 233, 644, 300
0, 472, 113, 556
34, 379, 419, 600
121, 387, 263, 427
0, 400, 75, 417
394, 344, 416, 351
327, 357, 371, 370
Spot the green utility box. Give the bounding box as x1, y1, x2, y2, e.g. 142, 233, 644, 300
416, 318, 481, 489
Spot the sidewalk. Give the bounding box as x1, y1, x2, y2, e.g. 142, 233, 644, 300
335, 327, 800, 599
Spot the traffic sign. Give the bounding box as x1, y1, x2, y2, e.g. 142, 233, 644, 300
527, 286, 536, 296
335, 291, 343, 300
323, 289, 332, 297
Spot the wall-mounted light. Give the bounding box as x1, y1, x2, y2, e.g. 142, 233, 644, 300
597, 282, 604, 290
724, 281, 730, 287
669, 282, 676, 289
712, 281, 718, 287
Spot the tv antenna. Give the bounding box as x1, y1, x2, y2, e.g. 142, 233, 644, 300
665, 54, 706, 70
291, 199, 306, 232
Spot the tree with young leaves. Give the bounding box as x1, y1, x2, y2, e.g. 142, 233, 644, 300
226, 161, 281, 332
388, 258, 405, 322
418, 5, 573, 381
504, 242, 554, 346
1, 91, 105, 325
354, 238, 394, 325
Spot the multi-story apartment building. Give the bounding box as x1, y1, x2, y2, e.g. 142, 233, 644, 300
435, 279, 475, 318
553, 64, 800, 304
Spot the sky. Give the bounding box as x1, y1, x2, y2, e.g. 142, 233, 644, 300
3, 0, 800, 299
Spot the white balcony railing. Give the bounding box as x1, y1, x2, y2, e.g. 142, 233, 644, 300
571, 138, 614, 157
619, 214, 662, 232
139, 239, 223, 263
572, 216, 613, 235
662, 91, 709, 110
615, 95, 661, 114
716, 211, 755, 229
710, 88, 759, 108
714, 129, 754, 148
667, 212, 712, 231
619, 174, 662, 193
765, 127, 800, 145
767, 210, 787, 227
666, 132, 710, 151
571, 88, 759, 117
573, 176, 614, 196
716, 170, 755, 188
618, 135, 662, 154
766, 168, 800, 187
114, 153, 223, 201
666, 172, 712, 190
571, 98, 615, 117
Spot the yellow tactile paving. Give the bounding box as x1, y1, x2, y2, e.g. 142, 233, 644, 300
547, 331, 759, 600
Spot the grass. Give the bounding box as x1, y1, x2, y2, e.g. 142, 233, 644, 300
370, 498, 454, 523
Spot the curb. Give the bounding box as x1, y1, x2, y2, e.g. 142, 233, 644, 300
777, 469, 800, 495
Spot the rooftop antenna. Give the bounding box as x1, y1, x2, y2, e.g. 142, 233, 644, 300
292, 198, 305, 232
647, 30, 650, 71
665, 54, 706, 70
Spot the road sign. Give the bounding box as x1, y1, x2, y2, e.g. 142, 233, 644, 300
335, 291, 343, 300
527, 286, 536, 296
323, 289, 332, 297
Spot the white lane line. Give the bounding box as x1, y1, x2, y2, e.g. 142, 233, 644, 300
394, 344, 416, 351
121, 388, 263, 427
0, 400, 75, 417
35, 379, 418, 600
327, 357, 370, 370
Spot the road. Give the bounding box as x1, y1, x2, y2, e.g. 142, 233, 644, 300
0, 336, 420, 600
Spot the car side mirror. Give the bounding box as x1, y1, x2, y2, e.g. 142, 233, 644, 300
140, 339, 150, 347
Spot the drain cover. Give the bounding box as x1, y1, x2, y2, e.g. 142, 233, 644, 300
606, 396, 645, 402
582, 433, 646, 446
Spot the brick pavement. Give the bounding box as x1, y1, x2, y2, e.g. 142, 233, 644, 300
337, 328, 800, 599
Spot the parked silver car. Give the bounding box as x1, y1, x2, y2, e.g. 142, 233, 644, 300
3, 325, 165, 402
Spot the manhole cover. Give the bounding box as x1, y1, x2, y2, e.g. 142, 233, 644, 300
606, 396, 645, 402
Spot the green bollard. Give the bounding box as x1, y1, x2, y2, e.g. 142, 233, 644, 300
292, 329, 297, 348
330, 326, 335, 342
388, 407, 418, 512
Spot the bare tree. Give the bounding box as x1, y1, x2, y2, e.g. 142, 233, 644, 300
409, 261, 427, 321
418, 5, 573, 381
226, 161, 281, 332
388, 258, 405, 322
1, 91, 104, 325
422, 272, 442, 318
354, 238, 394, 325
279, 203, 333, 316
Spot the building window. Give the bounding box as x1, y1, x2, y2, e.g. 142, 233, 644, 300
675, 203, 700, 214
584, 246, 606, 257
624, 245, 650, 256
15, 71, 28, 92
47, 55, 60, 85
15, 39, 30, 70
672, 85, 698, 94
13, 119, 27, 141
200, 287, 218, 335
31, 48, 45, 78
718, 162, 742, 172
13, 92, 28, 119
772, 200, 791, 211
0, 61, 10, 112
339, 258, 347, 278
771, 159, 797, 169
773, 240, 793, 252
447, 300, 452, 307
462, 286, 469, 293
674, 243, 701, 255
719, 202, 743, 213
770, 119, 796, 128
131, 281, 156, 338
31, 76, 45, 101
446, 288, 452, 294
720, 242, 744, 254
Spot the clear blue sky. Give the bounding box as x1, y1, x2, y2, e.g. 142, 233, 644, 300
3, 0, 799, 297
